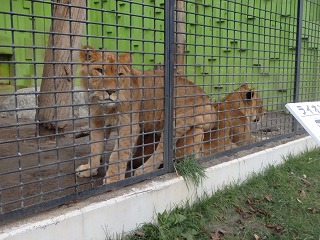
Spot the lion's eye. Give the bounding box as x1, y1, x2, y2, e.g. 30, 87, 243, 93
118, 72, 124, 76
95, 68, 103, 74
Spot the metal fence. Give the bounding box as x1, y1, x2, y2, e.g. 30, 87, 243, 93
0, 0, 319, 222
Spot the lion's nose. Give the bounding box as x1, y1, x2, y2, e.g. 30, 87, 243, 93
106, 89, 117, 95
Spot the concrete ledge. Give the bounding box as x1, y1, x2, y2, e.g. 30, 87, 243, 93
0, 136, 317, 240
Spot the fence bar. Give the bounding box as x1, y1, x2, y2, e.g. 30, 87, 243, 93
163, 0, 175, 173
293, 0, 304, 133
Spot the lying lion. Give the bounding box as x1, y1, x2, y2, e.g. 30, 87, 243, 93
76, 46, 218, 183
134, 84, 266, 162
201, 84, 266, 155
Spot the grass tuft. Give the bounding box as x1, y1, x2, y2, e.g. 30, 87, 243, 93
174, 155, 206, 188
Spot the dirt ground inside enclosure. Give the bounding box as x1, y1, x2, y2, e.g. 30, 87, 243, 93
0, 111, 300, 214
0, 116, 114, 213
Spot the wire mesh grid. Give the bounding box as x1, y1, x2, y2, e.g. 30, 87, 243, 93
0, 0, 319, 221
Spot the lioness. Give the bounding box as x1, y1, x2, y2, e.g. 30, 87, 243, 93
201, 84, 266, 155
76, 46, 218, 183
151, 84, 266, 158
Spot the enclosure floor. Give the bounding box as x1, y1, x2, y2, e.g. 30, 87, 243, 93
0, 117, 116, 213
0, 111, 293, 214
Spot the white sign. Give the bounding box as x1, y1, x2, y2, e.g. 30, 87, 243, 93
286, 101, 320, 146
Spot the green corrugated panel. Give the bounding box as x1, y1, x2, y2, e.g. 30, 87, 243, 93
0, 0, 52, 88
87, 0, 164, 69
0, 1, 13, 54
0, 0, 319, 108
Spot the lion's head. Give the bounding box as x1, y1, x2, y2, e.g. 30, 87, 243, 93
222, 84, 266, 122
239, 84, 266, 122
79, 46, 131, 110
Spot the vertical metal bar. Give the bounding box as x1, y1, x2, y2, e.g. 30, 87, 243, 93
293, 0, 304, 133
9, 0, 24, 210
163, 0, 175, 173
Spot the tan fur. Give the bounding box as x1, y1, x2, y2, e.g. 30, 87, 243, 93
76, 46, 217, 183
142, 84, 266, 159
201, 84, 266, 155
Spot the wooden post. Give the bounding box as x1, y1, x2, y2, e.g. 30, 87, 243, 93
37, 0, 86, 136
174, 0, 186, 75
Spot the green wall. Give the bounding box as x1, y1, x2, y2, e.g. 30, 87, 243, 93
0, 0, 319, 107
0, 0, 51, 88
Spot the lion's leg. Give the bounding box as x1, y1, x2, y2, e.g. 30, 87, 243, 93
104, 123, 140, 184
202, 120, 235, 155
135, 116, 204, 175
76, 120, 111, 178
232, 124, 251, 146
175, 127, 204, 160
133, 134, 165, 175
202, 130, 234, 155
131, 133, 160, 170
202, 131, 215, 156
214, 127, 235, 152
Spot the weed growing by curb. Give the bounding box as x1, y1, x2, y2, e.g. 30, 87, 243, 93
174, 156, 206, 188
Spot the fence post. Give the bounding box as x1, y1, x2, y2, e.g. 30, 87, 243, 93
163, 0, 175, 173
293, 0, 304, 133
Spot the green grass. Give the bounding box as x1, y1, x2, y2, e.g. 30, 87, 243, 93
174, 156, 206, 188
110, 148, 320, 240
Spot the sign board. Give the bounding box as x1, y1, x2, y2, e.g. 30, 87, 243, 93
285, 101, 320, 146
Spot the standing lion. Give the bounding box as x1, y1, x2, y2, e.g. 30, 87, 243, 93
76, 46, 218, 183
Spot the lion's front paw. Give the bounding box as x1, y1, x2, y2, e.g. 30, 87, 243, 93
135, 164, 160, 176
134, 165, 155, 176
134, 167, 145, 176
76, 164, 98, 178
103, 174, 125, 185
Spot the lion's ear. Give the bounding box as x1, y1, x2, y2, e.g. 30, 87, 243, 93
79, 45, 97, 62
105, 52, 116, 63
240, 83, 249, 88
245, 89, 254, 100
118, 53, 132, 63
